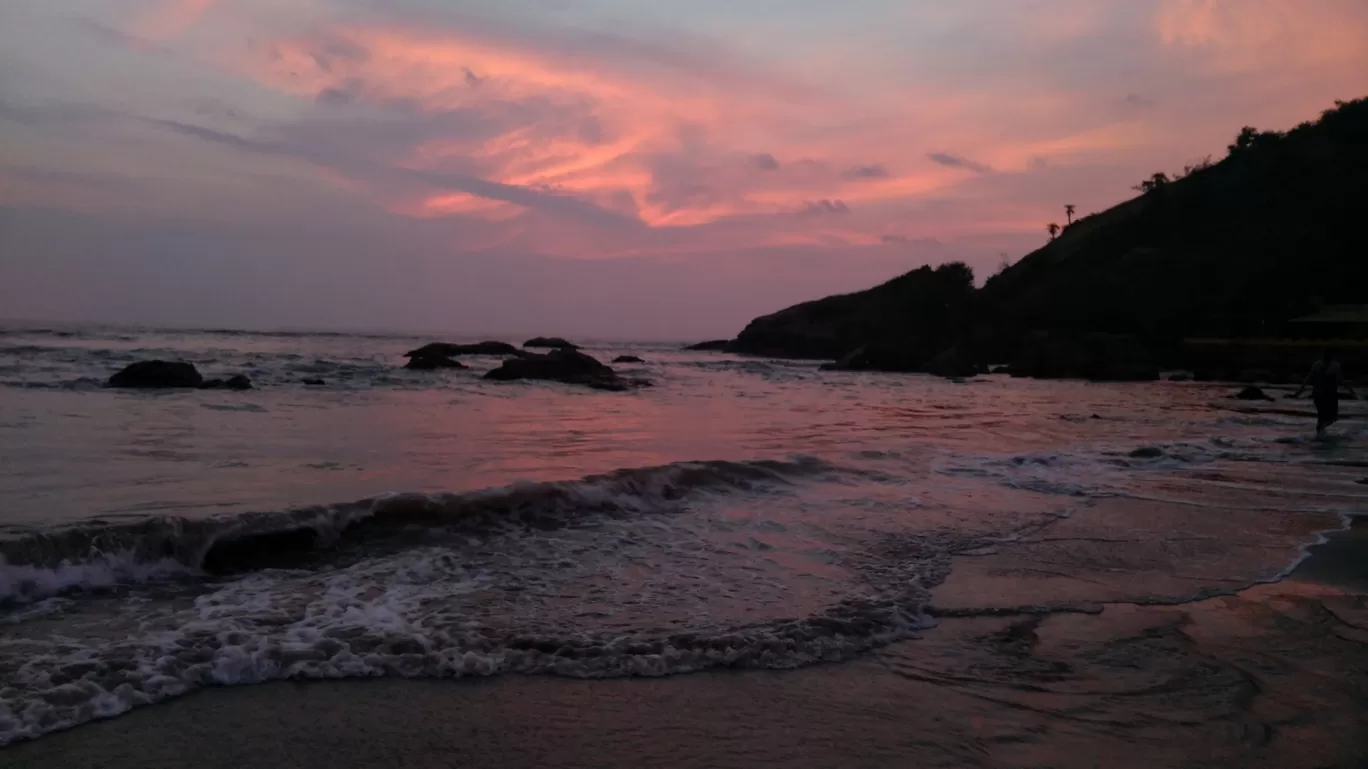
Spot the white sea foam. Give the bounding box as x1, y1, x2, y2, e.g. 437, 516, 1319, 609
0, 553, 191, 605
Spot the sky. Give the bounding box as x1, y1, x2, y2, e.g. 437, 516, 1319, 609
1, 1, 1365, 339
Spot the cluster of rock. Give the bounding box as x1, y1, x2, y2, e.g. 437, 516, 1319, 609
396, 338, 647, 390
109, 336, 652, 393
107, 360, 253, 390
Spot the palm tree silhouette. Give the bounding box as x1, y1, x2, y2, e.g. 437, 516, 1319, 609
1047, 222, 1060, 240
1065, 204, 1076, 225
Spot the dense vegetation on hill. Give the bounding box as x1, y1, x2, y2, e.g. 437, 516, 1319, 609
727, 97, 1368, 375
980, 97, 1368, 341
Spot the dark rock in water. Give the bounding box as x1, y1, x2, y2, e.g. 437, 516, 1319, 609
1234, 386, 1274, 401
302, 378, 326, 386
405, 355, 466, 371
485, 349, 646, 391
201, 375, 254, 391
684, 339, 732, 352
1357, 478, 1368, 485
404, 341, 519, 358
1129, 446, 1165, 459
922, 347, 978, 378
1166, 371, 1195, 382
108, 360, 203, 388
613, 355, 645, 364
523, 337, 579, 349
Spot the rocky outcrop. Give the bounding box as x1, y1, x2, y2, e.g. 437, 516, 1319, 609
613, 355, 645, 364
684, 340, 732, 351
108, 360, 204, 388
1008, 333, 1158, 382
523, 337, 579, 350
484, 349, 648, 391
730, 263, 975, 360
404, 355, 466, 371
302, 379, 326, 386
404, 341, 520, 358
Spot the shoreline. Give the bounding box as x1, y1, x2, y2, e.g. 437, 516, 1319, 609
8, 515, 1364, 769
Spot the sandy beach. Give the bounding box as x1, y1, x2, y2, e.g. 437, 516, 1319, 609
10, 509, 1365, 769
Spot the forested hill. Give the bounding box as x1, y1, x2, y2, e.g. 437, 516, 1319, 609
978, 96, 1368, 342
726, 96, 1368, 368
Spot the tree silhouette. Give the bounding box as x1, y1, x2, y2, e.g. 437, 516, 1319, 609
1133, 172, 1170, 194
1047, 222, 1060, 240
1065, 204, 1076, 225
1229, 126, 1259, 154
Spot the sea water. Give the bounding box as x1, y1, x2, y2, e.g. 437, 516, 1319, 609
1, 323, 1364, 745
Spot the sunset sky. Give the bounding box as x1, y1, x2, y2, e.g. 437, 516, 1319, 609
2, 0, 1365, 339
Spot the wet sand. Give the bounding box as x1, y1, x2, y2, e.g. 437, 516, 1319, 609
9, 514, 1367, 769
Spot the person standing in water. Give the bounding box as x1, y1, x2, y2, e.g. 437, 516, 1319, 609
1295, 349, 1357, 435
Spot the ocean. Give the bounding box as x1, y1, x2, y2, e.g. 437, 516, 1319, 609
1, 323, 1364, 747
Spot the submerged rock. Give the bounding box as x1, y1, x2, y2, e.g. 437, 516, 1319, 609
201, 375, 253, 391
684, 339, 732, 352
302, 378, 326, 386
404, 341, 519, 358
613, 355, 645, 364
485, 349, 648, 391
1128, 446, 1165, 459
523, 337, 579, 350
1233, 386, 1274, 401
108, 360, 203, 388
404, 355, 466, 371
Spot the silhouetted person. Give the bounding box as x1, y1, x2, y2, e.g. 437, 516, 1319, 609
1295, 349, 1356, 435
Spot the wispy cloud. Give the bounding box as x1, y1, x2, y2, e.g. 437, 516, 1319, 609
798, 199, 850, 217
926, 153, 991, 174
842, 164, 890, 180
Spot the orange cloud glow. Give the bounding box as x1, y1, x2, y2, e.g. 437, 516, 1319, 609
232, 23, 981, 238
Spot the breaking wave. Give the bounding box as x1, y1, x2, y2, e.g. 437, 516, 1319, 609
1, 456, 842, 604
0, 454, 952, 747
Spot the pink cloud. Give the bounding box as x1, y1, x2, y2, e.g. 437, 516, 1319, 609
9, 0, 1368, 278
